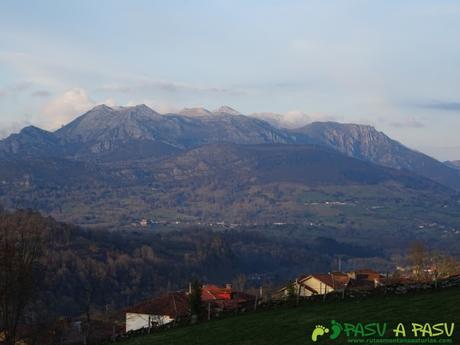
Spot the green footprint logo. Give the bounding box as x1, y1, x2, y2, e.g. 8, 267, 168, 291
329, 320, 342, 340
311, 325, 329, 342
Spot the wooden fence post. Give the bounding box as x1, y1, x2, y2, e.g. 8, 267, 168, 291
385, 272, 389, 294
112, 324, 116, 342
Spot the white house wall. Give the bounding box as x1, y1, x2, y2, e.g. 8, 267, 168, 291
126, 313, 175, 332
302, 277, 334, 295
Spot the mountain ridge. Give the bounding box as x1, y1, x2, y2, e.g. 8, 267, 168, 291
291, 121, 460, 190
445, 160, 460, 170
1, 104, 460, 191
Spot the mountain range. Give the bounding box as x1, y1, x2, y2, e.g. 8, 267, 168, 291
1, 104, 460, 229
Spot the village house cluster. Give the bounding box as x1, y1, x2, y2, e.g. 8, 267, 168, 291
125, 283, 256, 332
277, 269, 385, 298
124, 269, 385, 333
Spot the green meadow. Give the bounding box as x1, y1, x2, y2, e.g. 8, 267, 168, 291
121, 287, 460, 345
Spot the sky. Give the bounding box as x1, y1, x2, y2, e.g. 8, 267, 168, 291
1, 0, 460, 160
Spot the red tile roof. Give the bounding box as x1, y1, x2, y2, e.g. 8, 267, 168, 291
207, 291, 256, 311
352, 269, 384, 281
125, 292, 189, 318
200, 285, 255, 311
201, 284, 232, 301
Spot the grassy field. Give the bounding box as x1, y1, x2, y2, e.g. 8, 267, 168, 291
121, 287, 460, 345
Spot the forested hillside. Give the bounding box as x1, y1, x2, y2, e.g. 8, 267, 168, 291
1, 209, 384, 318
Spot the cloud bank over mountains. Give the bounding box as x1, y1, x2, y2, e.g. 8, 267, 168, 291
33, 88, 336, 132
33, 87, 343, 134
250, 111, 338, 129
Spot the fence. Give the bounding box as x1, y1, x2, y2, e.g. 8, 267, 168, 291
96, 274, 460, 344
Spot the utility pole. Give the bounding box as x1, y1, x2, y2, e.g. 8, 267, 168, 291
148, 315, 151, 334
111, 324, 116, 342
321, 281, 326, 302
172, 293, 178, 327
434, 269, 438, 289
385, 272, 389, 294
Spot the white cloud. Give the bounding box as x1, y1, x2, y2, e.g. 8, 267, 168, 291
39, 90, 180, 125
250, 110, 338, 129
103, 97, 117, 107
41, 88, 95, 130
282, 111, 312, 128
0, 120, 32, 139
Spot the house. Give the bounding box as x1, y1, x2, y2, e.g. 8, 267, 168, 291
347, 269, 385, 289
278, 269, 385, 298
279, 272, 350, 298
201, 284, 255, 312
125, 292, 189, 332
125, 284, 255, 332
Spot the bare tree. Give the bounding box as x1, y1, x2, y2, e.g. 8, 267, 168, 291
432, 253, 460, 278
78, 258, 106, 345
0, 211, 45, 345
232, 274, 247, 292
188, 280, 203, 322
407, 241, 430, 281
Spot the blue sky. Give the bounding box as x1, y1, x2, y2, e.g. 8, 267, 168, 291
1, 0, 460, 159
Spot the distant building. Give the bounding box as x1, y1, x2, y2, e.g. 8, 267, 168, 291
278, 272, 349, 297
201, 284, 255, 312
278, 269, 384, 298
346, 269, 385, 289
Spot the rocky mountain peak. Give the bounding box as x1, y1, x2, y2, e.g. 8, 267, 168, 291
92, 104, 113, 111
292, 121, 460, 190
297, 122, 393, 151
1, 106, 460, 191
19, 125, 53, 137
178, 107, 213, 117
213, 106, 241, 115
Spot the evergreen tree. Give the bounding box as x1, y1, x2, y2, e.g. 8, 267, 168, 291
189, 280, 203, 319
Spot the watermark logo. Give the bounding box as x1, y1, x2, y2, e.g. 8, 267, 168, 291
310, 321, 455, 343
